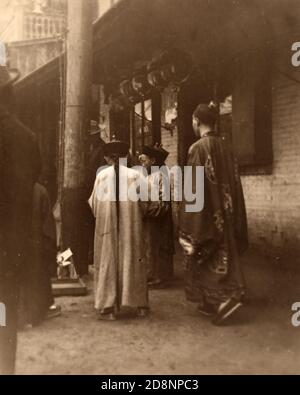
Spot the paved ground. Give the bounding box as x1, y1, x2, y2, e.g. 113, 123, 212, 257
16, 249, 300, 375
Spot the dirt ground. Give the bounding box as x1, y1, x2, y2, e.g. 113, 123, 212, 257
16, 249, 300, 375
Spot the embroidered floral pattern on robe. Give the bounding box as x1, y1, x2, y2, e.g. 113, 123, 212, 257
179, 133, 248, 306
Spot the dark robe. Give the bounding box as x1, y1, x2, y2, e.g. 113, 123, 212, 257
20, 183, 56, 326
85, 136, 106, 266
0, 105, 40, 374
144, 169, 174, 283
179, 132, 248, 306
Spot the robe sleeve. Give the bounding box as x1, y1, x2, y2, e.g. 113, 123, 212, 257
146, 173, 171, 218
88, 177, 99, 218
179, 141, 216, 246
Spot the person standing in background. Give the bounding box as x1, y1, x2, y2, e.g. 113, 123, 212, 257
0, 64, 40, 374
85, 122, 106, 266
139, 144, 174, 289
179, 103, 248, 325
19, 180, 61, 328
89, 140, 149, 320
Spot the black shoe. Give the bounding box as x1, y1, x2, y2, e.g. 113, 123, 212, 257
212, 298, 242, 325
148, 279, 164, 289
197, 302, 217, 317
137, 307, 150, 318
97, 312, 116, 321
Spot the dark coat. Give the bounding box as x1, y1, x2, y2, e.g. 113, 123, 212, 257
179, 133, 248, 305
0, 105, 40, 276
180, 133, 248, 254
20, 183, 56, 326
0, 105, 40, 374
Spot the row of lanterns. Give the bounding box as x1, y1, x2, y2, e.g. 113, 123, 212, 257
119, 50, 192, 104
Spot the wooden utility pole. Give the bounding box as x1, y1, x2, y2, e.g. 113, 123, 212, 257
61, 0, 94, 275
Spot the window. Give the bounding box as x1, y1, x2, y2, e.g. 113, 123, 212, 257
223, 51, 272, 172
134, 99, 153, 154
130, 93, 161, 157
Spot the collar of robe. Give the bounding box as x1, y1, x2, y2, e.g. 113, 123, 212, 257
201, 131, 218, 138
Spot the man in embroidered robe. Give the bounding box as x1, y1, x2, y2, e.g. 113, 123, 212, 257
88, 140, 149, 320
179, 103, 248, 325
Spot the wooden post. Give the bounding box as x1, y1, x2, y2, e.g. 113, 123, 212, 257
61, 0, 94, 276
151, 91, 162, 145
141, 99, 145, 148
130, 106, 136, 156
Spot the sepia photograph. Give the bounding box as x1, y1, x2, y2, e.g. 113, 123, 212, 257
0, 0, 300, 379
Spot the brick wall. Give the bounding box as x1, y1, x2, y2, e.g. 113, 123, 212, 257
241, 48, 300, 260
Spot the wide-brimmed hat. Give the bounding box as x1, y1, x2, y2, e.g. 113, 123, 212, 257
104, 139, 129, 157
0, 66, 20, 90
141, 143, 169, 164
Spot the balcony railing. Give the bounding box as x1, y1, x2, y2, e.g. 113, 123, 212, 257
24, 13, 66, 40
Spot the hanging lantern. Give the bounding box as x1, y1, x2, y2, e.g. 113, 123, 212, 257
160, 52, 191, 86
147, 69, 168, 91
110, 95, 127, 112
147, 49, 192, 91
119, 79, 141, 103
132, 73, 152, 98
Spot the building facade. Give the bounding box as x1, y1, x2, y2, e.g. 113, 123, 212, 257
2, 0, 67, 77
13, 0, 300, 263
1, 0, 67, 42
92, 0, 300, 262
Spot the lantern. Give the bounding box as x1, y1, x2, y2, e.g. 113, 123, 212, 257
160, 51, 191, 86
132, 73, 152, 98
147, 69, 168, 91
147, 49, 192, 91
119, 79, 141, 103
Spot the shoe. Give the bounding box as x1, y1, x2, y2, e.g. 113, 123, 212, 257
97, 312, 116, 321
197, 302, 217, 317
24, 323, 33, 330
148, 279, 164, 289
137, 307, 149, 318
212, 298, 242, 325
46, 305, 62, 320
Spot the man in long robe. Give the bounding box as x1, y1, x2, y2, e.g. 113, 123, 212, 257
0, 66, 40, 374
20, 181, 60, 327
139, 144, 174, 288
85, 127, 106, 266
89, 140, 149, 320
179, 103, 248, 325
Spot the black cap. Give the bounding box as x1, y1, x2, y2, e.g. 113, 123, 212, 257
104, 139, 129, 157
141, 143, 169, 164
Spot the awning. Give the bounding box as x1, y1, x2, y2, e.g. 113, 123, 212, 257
92, 0, 300, 85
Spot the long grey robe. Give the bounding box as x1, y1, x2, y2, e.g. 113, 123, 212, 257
89, 165, 148, 311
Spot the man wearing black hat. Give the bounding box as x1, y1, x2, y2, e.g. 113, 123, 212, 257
89, 139, 149, 320
0, 64, 40, 373
139, 144, 174, 288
